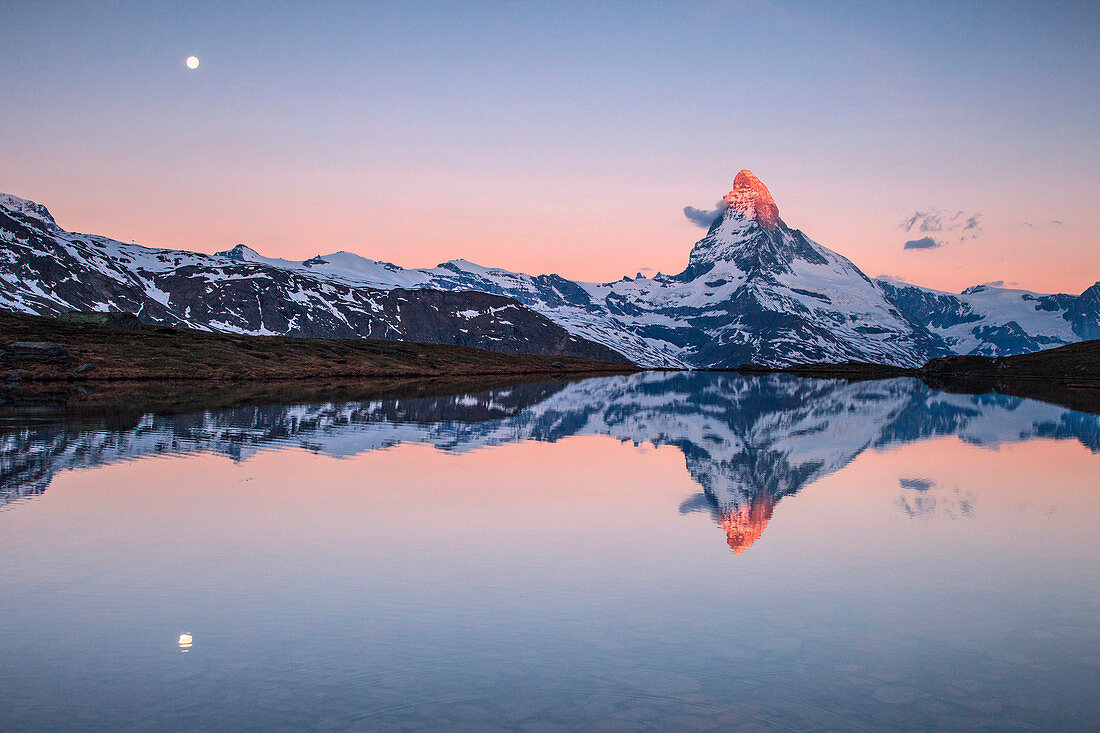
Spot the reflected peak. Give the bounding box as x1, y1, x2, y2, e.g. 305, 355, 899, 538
719, 494, 776, 554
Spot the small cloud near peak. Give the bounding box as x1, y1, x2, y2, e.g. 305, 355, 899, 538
683, 200, 728, 228
903, 236, 943, 250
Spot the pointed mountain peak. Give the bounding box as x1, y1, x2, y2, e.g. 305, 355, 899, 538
724, 170, 781, 229
682, 169, 830, 279
217, 243, 263, 262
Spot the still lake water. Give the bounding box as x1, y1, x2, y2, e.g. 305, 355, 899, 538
1, 372, 1098, 731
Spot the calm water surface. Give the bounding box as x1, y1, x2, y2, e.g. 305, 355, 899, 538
1, 372, 1098, 731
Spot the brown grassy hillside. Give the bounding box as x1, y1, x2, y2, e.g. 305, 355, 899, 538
0, 309, 637, 383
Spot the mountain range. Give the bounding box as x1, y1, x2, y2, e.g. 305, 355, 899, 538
2, 172, 1096, 367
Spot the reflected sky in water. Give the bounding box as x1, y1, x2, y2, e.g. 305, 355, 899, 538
1, 373, 1098, 730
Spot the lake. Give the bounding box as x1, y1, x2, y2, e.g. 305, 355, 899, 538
1, 372, 1098, 731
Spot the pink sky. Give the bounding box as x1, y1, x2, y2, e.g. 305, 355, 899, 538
2, 2, 1097, 295
19, 165, 1096, 296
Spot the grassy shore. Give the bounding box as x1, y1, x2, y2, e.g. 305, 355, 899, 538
0, 309, 638, 383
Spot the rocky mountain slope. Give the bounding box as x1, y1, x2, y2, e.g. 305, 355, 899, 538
0, 194, 628, 363
2, 175, 1096, 367
878, 279, 1098, 356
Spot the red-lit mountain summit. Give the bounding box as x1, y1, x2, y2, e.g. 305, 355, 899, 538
724, 169, 782, 230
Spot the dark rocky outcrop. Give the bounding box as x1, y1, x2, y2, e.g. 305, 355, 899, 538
1067, 283, 1100, 340
7, 341, 71, 363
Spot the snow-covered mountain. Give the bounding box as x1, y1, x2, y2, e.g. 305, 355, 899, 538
878, 278, 1100, 356
0, 194, 628, 363
2, 173, 1096, 367
201, 171, 1098, 366
201, 171, 950, 367
3, 372, 1098, 552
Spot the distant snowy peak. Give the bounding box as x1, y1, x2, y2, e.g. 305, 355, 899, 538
216, 243, 264, 262
876, 278, 1095, 355
0, 193, 59, 230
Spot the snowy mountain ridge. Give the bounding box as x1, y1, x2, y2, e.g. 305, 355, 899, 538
222, 171, 941, 367
0, 195, 630, 362
1, 173, 1097, 367
878, 278, 1098, 355
214, 171, 1096, 366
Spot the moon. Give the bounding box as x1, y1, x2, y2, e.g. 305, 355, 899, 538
186, 56, 199, 70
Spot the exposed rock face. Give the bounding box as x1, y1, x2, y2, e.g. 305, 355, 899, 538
7, 341, 70, 363
1067, 283, 1100, 340
725, 169, 781, 230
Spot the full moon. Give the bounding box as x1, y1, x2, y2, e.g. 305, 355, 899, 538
186, 56, 199, 70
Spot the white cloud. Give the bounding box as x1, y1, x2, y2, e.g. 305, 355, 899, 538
900, 208, 982, 249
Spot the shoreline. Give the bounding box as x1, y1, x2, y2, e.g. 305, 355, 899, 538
0, 309, 638, 384
4, 308, 1098, 418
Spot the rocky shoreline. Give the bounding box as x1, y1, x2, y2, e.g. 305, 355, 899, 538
737, 338, 1100, 381
737, 339, 1100, 415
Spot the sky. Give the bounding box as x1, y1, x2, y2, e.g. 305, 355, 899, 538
1, 1, 1097, 294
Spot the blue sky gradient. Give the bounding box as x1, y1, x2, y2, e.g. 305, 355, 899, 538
2, 1, 1096, 291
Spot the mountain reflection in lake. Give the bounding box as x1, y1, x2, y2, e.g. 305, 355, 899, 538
1, 372, 1098, 731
